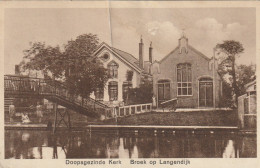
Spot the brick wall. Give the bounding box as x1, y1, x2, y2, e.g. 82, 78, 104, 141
152, 43, 221, 108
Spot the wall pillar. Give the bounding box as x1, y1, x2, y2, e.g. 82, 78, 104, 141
118, 81, 123, 101
104, 85, 109, 101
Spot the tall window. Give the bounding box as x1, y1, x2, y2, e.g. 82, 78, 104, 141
177, 63, 192, 96
95, 87, 104, 101
108, 81, 118, 101
108, 61, 118, 78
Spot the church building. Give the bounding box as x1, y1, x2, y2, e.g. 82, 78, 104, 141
151, 35, 222, 108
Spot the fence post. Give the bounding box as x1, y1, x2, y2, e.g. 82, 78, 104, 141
94, 100, 96, 112
53, 103, 58, 133
19, 77, 21, 92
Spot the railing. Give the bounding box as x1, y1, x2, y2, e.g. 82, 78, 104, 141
105, 103, 152, 119
4, 75, 110, 116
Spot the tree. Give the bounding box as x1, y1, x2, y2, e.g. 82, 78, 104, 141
219, 80, 233, 108
20, 33, 108, 99
236, 64, 256, 95
21, 42, 63, 79
63, 34, 108, 98
128, 79, 153, 104
124, 70, 134, 105
216, 40, 244, 106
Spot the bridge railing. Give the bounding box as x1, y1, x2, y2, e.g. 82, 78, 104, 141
4, 75, 110, 115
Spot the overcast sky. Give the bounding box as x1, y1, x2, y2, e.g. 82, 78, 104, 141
4, 8, 255, 74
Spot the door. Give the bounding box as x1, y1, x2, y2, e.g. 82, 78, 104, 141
199, 78, 213, 107
158, 80, 170, 106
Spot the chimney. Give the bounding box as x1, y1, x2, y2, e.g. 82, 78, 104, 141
149, 42, 153, 63
15, 65, 20, 75
139, 36, 144, 69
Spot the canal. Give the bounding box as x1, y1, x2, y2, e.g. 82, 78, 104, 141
5, 130, 256, 159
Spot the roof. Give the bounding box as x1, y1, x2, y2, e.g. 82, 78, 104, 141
159, 44, 210, 63
93, 42, 143, 73
245, 80, 256, 89
110, 47, 141, 70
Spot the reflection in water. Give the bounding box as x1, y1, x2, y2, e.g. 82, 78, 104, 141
5, 130, 256, 159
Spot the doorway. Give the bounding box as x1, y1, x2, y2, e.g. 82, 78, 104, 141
157, 80, 170, 106
199, 78, 213, 107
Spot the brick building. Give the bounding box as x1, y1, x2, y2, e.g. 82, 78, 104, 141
151, 35, 222, 108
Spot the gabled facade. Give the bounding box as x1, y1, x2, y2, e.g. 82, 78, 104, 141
92, 40, 152, 106
151, 35, 222, 108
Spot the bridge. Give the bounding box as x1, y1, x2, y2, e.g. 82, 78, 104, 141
4, 75, 112, 131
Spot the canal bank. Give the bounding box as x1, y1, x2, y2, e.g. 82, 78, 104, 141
103, 110, 238, 126
4, 109, 255, 135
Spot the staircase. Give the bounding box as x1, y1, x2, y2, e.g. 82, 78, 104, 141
4, 75, 110, 118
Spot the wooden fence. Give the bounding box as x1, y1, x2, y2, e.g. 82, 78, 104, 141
104, 103, 152, 119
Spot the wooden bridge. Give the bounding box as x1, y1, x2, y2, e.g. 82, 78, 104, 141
4, 75, 112, 131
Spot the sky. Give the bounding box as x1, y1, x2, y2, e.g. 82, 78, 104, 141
4, 8, 256, 74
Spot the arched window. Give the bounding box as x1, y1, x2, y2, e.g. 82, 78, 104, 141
177, 63, 192, 96
108, 61, 119, 78
108, 81, 118, 101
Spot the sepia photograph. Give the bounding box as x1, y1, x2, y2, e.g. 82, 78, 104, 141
3, 5, 257, 160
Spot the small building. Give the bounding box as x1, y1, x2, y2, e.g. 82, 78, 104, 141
238, 80, 256, 129
151, 35, 222, 108
92, 38, 152, 107
245, 80, 256, 96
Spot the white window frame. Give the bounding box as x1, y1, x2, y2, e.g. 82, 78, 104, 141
177, 63, 192, 96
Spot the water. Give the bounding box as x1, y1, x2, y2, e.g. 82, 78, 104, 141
5, 130, 256, 159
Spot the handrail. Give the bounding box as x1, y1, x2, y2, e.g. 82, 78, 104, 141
4, 75, 110, 114
161, 98, 177, 105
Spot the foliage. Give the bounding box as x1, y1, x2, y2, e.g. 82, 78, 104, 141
124, 70, 134, 104
236, 64, 256, 95
128, 79, 153, 105
216, 40, 244, 106
126, 70, 134, 82
219, 81, 233, 108
218, 64, 255, 108
20, 33, 108, 98
63, 34, 108, 97
21, 42, 63, 79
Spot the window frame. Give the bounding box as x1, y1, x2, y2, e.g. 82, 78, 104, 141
122, 81, 133, 101
157, 79, 171, 101
108, 81, 118, 101
177, 63, 192, 96
107, 61, 119, 79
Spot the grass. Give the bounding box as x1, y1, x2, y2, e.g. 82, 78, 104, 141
5, 109, 238, 127
102, 110, 238, 126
